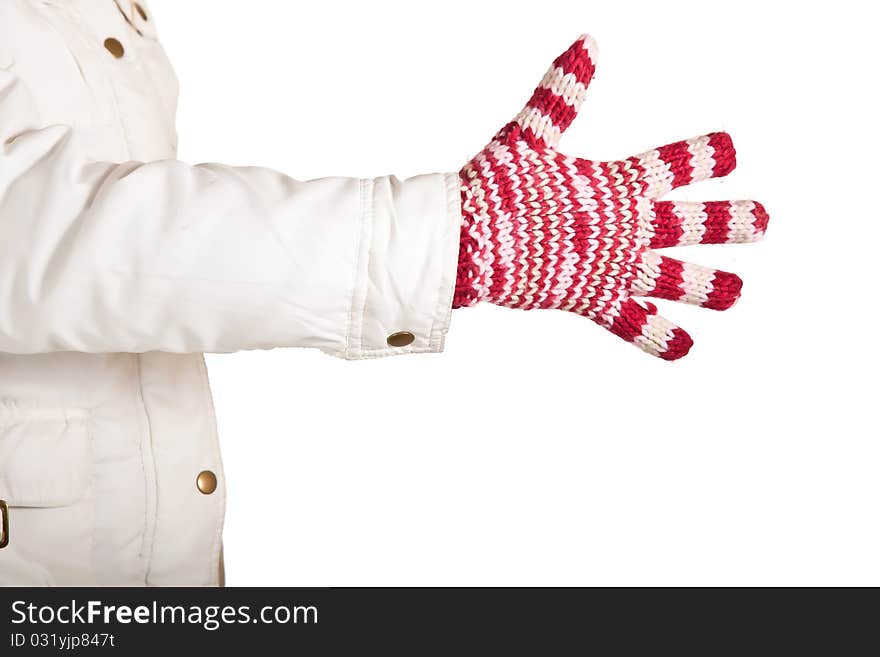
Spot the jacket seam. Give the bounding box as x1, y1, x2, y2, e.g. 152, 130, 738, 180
84, 413, 98, 586
430, 172, 461, 351
194, 355, 226, 587
134, 355, 158, 586
58, 0, 132, 158
345, 178, 372, 358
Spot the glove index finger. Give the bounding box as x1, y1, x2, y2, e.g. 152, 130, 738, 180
633, 132, 737, 199
510, 34, 598, 151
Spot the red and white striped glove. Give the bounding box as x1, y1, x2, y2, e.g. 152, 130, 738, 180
453, 35, 769, 360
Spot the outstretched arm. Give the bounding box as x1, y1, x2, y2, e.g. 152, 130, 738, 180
0, 66, 459, 357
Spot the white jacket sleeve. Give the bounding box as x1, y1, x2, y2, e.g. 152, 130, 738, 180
0, 67, 460, 357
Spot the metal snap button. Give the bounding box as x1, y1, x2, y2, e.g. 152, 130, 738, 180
0, 499, 8, 549
386, 331, 415, 347
104, 37, 125, 58
197, 470, 218, 495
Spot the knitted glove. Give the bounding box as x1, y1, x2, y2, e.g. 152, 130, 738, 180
454, 35, 769, 360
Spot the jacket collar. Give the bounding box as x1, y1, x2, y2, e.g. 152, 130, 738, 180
113, 0, 136, 24
113, 0, 157, 39
37, 1, 155, 37
39, 2, 154, 32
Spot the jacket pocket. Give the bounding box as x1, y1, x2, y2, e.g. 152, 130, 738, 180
0, 402, 93, 586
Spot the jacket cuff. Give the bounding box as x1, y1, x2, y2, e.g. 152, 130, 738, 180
343, 173, 461, 359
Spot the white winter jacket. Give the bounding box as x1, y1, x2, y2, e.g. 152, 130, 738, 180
0, 0, 460, 585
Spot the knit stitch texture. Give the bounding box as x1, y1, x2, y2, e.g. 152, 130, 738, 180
454, 35, 768, 360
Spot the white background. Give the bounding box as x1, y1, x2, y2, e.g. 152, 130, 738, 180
153, 0, 878, 585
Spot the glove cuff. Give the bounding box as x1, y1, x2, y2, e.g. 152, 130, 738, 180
453, 172, 489, 308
